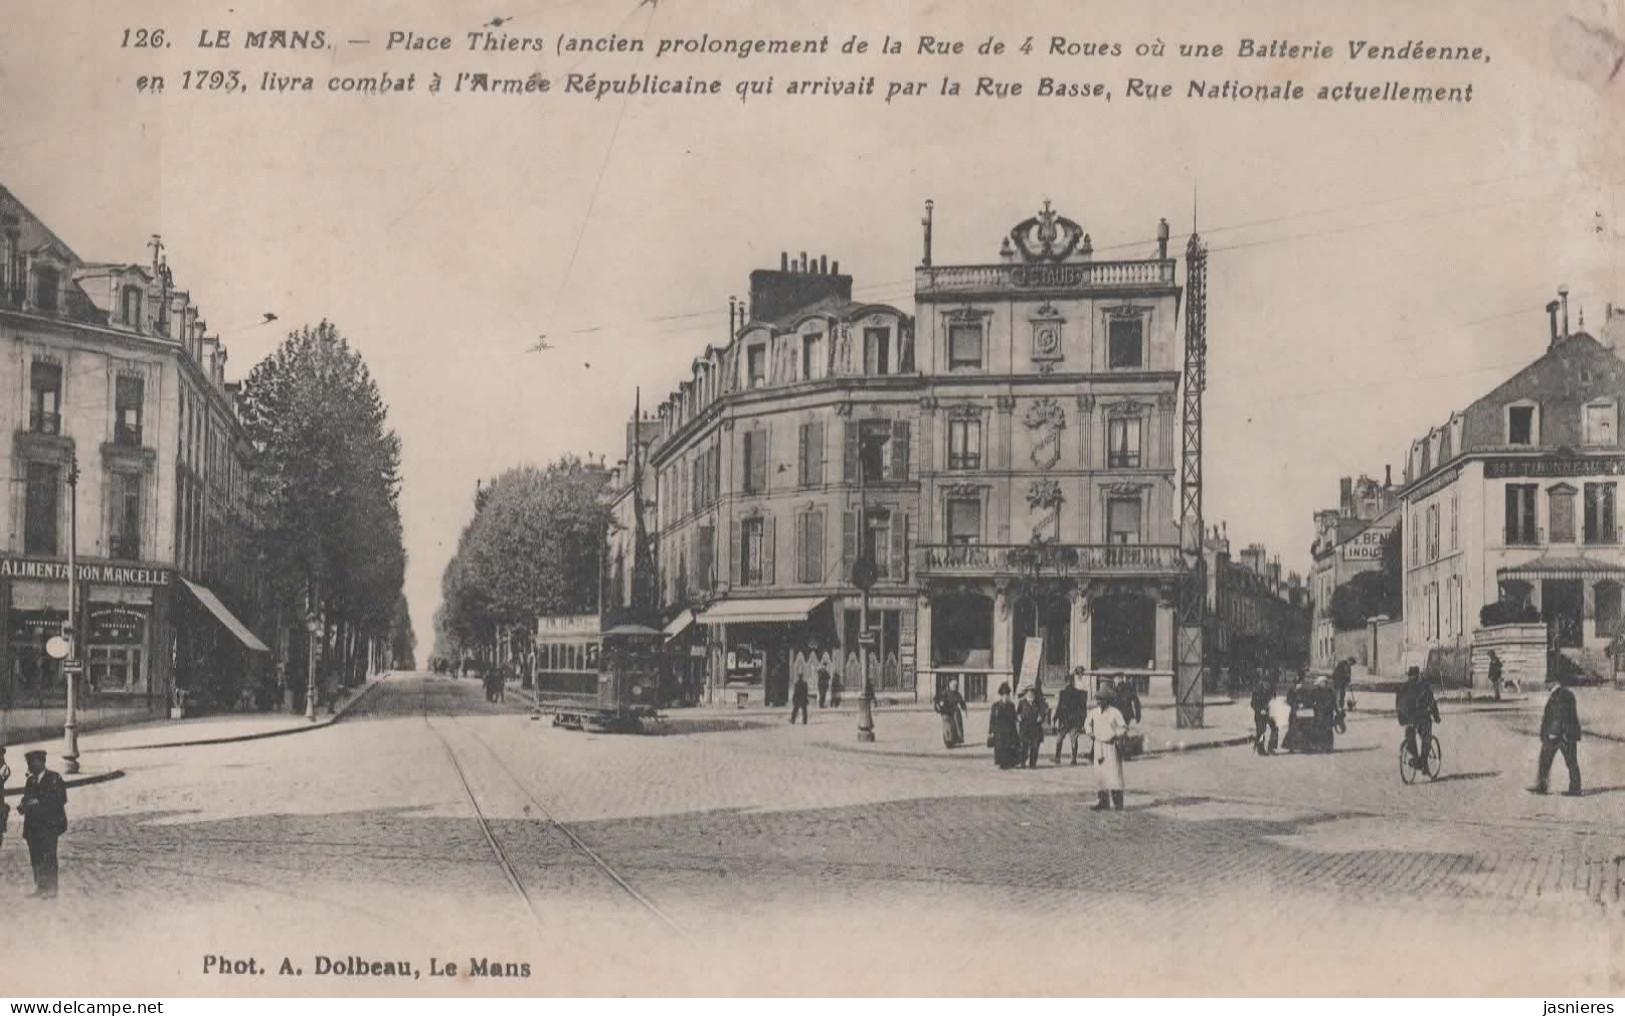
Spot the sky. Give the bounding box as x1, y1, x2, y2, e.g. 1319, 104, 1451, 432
2, 0, 1622, 652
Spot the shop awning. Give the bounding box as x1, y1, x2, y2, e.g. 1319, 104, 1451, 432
1498, 556, 1625, 582
662, 609, 697, 639
697, 596, 830, 626
180, 578, 270, 652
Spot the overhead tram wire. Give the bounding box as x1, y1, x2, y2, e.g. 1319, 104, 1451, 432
552, 170, 1577, 343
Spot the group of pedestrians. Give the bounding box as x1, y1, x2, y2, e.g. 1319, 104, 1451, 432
0, 746, 69, 900
976, 669, 1141, 811
788, 665, 847, 724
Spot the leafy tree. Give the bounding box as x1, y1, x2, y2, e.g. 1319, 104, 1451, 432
238, 321, 406, 688
437, 457, 612, 663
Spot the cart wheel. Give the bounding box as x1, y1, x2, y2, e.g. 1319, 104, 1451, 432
1424, 736, 1442, 781
1399, 741, 1419, 785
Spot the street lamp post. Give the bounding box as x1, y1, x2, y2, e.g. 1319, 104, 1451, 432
305, 586, 321, 723
855, 463, 876, 743
62, 452, 81, 774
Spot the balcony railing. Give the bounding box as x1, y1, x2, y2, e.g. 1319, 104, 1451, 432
918, 542, 1182, 577
114, 421, 143, 447
29, 409, 61, 435
916, 259, 1177, 296
109, 534, 141, 562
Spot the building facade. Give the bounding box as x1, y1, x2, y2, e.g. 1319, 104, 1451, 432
911, 203, 1186, 699
1203, 529, 1311, 682
0, 184, 266, 742
1398, 295, 1623, 679
650, 255, 916, 706
1308, 473, 1400, 670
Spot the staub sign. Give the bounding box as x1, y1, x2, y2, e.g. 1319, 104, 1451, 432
0, 556, 171, 586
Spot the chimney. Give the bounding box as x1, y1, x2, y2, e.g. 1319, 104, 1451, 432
1560, 285, 1570, 339
831, 260, 839, 274
820, 254, 828, 275
1339, 476, 1353, 514
780, 252, 789, 272
729, 296, 737, 337
1384, 464, 1392, 488
1546, 300, 1560, 345
1157, 217, 1170, 260
921, 198, 934, 267
799, 251, 808, 273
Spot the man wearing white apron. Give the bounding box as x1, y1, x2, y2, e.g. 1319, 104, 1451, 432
1084, 688, 1127, 811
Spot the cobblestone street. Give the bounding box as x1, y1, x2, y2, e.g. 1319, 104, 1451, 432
4, 672, 1622, 996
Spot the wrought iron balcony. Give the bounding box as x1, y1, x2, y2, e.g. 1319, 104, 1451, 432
916, 259, 1176, 296
114, 421, 143, 447
1503, 526, 1543, 547
29, 409, 61, 435
918, 542, 1182, 578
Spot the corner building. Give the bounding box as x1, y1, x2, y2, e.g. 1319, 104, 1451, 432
651, 254, 916, 706
912, 203, 1185, 700
0, 184, 266, 741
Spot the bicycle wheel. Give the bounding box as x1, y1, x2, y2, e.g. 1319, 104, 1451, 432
1399, 740, 1418, 784
1424, 736, 1442, 781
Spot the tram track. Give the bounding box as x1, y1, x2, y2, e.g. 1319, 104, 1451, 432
417, 679, 686, 940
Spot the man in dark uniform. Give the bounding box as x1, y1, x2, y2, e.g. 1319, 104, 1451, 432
1332, 658, 1353, 712
1398, 667, 1440, 770
816, 665, 831, 709
1487, 651, 1504, 701
1533, 675, 1582, 795
17, 749, 67, 898
789, 673, 810, 725
1052, 671, 1088, 765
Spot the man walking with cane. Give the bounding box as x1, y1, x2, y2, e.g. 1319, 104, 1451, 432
1533, 674, 1582, 796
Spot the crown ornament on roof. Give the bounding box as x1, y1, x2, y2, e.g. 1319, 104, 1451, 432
1010, 199, 1085, 263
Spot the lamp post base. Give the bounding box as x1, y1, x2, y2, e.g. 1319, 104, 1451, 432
857, 696, 875, 742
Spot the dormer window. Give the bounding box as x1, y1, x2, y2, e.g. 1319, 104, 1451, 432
802, 333, 823, 381
746, 344, 767, 388
1584, 401, 1617, 446
864, 327, 890, 375
121, 286, 144, 329
34, 265, 59, 312
1507, 403, 1538, 446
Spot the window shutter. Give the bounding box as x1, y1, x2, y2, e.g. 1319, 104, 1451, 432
805, 510, 824, 583
891, 420, 910, 480
809, 421, 824, 485
844, 419, 859, 482
798, 423, 811, 486
762, 513, 776, 586
751, 429, 768, 493
843, 508, 858, 573
741, 432, 754, 493
730, 518, 743, 586
889, 512, 908, 583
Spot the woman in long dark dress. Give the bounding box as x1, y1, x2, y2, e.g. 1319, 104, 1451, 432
989, 683, 1021, 769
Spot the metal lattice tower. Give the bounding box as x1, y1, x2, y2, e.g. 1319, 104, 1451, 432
1174, 232, 1208, 729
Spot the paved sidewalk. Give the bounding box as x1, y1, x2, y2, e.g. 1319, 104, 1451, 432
2, 671, 391, 761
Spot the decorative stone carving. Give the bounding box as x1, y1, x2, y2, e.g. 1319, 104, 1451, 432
945, 482, 984, 498
945, 402, 985, 420
1076, 394, 1095, 413
919, 396, 939, 413
995, 395, 1017, 414
833, 402, 855, 417
1027, 479, 1064, 544
1105, 481, 1147, 496
1022, 397, 1066, 470
1010, 199, 1085, 263
1157, 391, 1176, 411
1108, 303, 1147, 320
1108, 399, 1150, 417
1029, 300, 1065, 368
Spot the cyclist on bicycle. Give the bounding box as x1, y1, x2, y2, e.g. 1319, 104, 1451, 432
1396, 666, 1440, 768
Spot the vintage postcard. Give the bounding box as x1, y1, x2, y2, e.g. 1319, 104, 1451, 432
0, 0, 1622, 999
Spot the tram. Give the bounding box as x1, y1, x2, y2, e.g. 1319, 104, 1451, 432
533, 615, 663, 732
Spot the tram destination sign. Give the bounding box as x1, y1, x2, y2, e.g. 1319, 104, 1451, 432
0, 556, 172, 586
